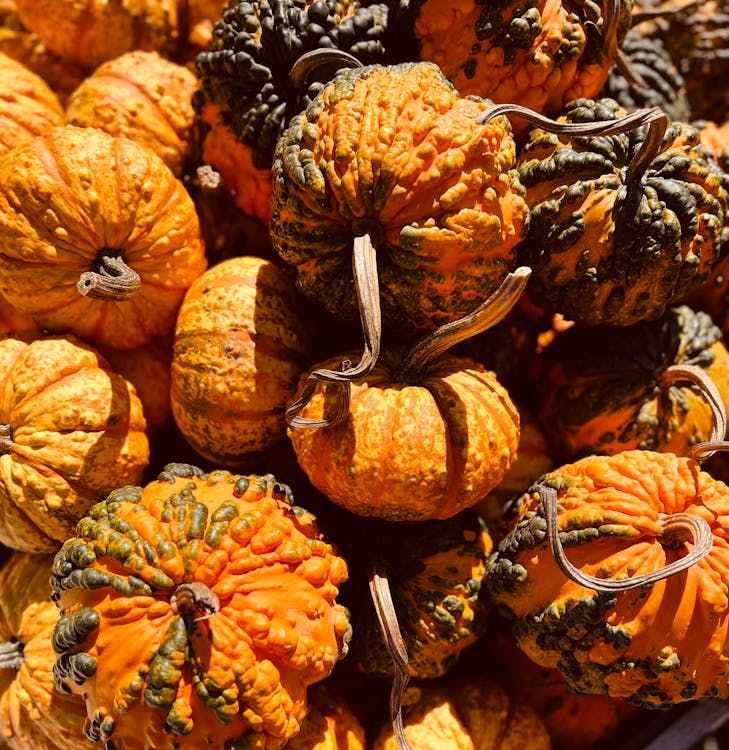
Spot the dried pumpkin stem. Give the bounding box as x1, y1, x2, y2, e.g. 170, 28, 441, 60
396, 266, 531, 383
77, 250, 142, 301
0, 423, 11, 454
539, 484, 714, 593
599, 0, 646, 88
691, 440, 729, 461
660, 364, 728, 461
0, 640, 24, 670
286, 230, 381, 428
368, 564, 413, 750
289, 48, 363, 90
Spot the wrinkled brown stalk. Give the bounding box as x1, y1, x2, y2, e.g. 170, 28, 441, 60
539, 484, 714, 593
659, 363, 728, 462
369, 564, 413, 750
0, 640, 24, 670
599, 0, 647, 88
289, 47, 363, 89
77, 250, 141, 301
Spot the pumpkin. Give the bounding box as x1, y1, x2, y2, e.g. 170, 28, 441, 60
99, 339, 173, 437
0, 552, 96, 750
485, 449, 729, 707
50, 462, 351, 750
271, 61, 530, 403
0, 51, 63, 156
533, 305, 729, 463
286, 683, 365, 750
370, 676, 552, 750
64, 50, 198, 177
12, 0, 179, 70
193, 0, 392, 223
514, 97, 728, 326
0, 332, 149, 553
0, 290, 37, 335
394, 0, 634, 139
287, 268, 528, 522
0, 126, 207, 350
472, 628, 642, 750
171, 256, 314, 469
351, 509, 494, 680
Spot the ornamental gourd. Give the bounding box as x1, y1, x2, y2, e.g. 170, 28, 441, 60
514, 97, 728, 326
485, 450, 729, 707
534, 305, 729, 463
0, 552, 97, 750
171, 256, 314, 468
0, 333, 148, 553
193, 0, 392, 222
0, 52, 64, 156
50, 462, 352, 750
65, 50, 198, 177
0, 126, 207, 350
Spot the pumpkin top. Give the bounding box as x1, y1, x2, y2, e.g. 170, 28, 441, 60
194, 0, 392, 171
50, 462, 351, 750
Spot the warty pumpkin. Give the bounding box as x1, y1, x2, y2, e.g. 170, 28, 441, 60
0, 290, 37, 336
513, 97, 728, 326
287, 268, 528, 522
0, 332, 149, 553
171, 255, 314, 469
369, 676, 552, 750
485, 449, 729, 707
0, 552, 96, 750
193, 0, 392, 223
64, 50, 198, 177
0, 51, 64, 156
533, 305, 729, 463
0, 126, 207, 350
394, 0, 634, 139
50, 462, 352, 750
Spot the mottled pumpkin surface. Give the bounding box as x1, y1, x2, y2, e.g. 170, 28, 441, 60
50, 463, 351, 750
515, 98, 728, 326
13, 0, 179, 69
289, 348, 520, 521
534, 305, 729, 462
353, 510, 493, 679
370, 676, 551, 750
401, 0, 632, 137
0, 553, 96, 750
65, 50, 198, 177
0, 333, 148, 552
486, 450, 729, 707
0, 51, 64, 156
270, 61, 529, 337
171, 256, 313, 468
0, 126, 207, 350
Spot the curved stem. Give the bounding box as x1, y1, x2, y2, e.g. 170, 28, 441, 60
691, 440, 729, 461
77, 251, 142, 301
289, 48, 363, 90
0, 423, 11, 455
539, 484, 714, 593
369, 564, 413, 750
395, 266, 531, 382
286, 231, 381, 428
660, 363, 728, 461
0, 640, 24, 670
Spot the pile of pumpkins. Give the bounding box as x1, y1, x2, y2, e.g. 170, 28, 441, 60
0, 0, 727, 749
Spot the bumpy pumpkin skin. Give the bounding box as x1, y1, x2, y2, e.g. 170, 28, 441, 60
0, 52, 64, 156
486, 450, 729, 707
400, 0, 632, 139
289, 348, 520, 521
370, 676, 551, 750
270, 61, 529, 337
515, 98, 728, 326
0, 126, 207, 350
0, 333, 149, 553
65, 50, 198, 177
171, 256, 313, 468
353, 510, 493, 679
13, 0, 179, 69
0, 553, 96, 750
534, 305, 729, 463
50, 463, 352, 750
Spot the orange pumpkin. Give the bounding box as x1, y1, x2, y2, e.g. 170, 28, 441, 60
0, 126, 207, 350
